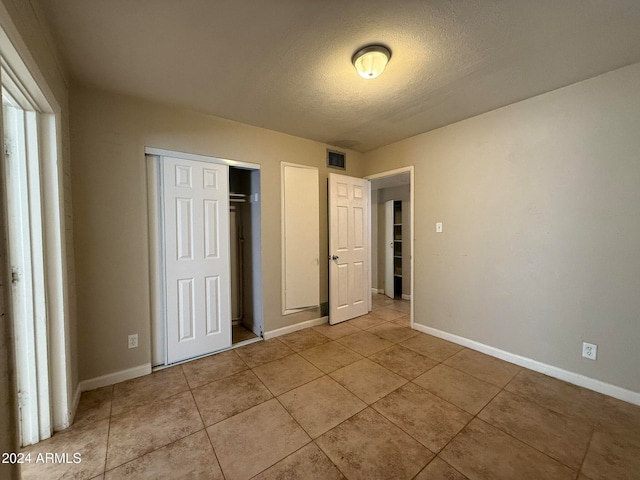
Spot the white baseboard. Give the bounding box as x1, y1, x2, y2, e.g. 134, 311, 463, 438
413, 324, 640, 406
79, 363, 152, 392
401, 294, 412, 300
264, 316, 328, 340
371, 288, 384, 295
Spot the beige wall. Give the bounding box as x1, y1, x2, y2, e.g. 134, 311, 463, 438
70, 86, 364, 381
363, 62, 640, 394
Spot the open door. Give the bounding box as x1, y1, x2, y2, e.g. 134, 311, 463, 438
163, 156, 232, 363
328, 173, 370, 324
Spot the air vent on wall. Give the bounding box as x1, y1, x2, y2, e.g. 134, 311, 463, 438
327, 149, 346, 169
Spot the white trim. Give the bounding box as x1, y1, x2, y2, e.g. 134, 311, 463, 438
146, 155, 165, 367
68, 384, 82, 427
42, 111, 73, 432
145, 147, 260, 170
413, 324, 640, 406
0, 7, 74, 439
263, 316, 328, 340
79, 364, 152, 392
0, 8, 62, 114
366, 167, 414, 181
366, 181, 372, 312
365, 166, 415, 328
401, 294, 412, 300
371, 288, 384, 295
230, 337, 263, 349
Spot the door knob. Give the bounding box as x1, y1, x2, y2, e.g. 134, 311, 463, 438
332, 255, 339, 260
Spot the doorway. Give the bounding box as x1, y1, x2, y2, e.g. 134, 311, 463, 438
366, 167, 414, 326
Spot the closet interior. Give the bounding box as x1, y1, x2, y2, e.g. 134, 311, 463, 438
229, 166, 262, 344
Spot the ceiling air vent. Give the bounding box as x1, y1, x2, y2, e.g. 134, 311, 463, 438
327, 149, 346, 169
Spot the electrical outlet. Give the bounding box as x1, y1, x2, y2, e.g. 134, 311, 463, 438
436, 222, 443, 233
128, 334, 138, 349
582, 342, 597, 360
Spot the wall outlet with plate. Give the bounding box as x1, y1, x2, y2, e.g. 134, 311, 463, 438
582, 341, 597, 360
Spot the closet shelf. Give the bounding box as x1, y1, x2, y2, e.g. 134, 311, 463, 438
230, 193, 247, 203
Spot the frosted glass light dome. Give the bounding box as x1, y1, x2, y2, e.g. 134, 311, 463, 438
352, 45, 391, 79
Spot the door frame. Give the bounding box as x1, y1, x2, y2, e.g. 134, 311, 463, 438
365, 166, 414, 327
145, 147, 262, 367
0, 17, 74, 443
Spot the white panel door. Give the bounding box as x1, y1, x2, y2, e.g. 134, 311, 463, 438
329, 173, 370, 324
163, 156, 231, 363
384, 200, 394, 299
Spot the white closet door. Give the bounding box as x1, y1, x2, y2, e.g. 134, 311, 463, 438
163, 156, 231, 363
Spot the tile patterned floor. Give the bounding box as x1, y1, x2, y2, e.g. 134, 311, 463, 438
20, 295, 640, 480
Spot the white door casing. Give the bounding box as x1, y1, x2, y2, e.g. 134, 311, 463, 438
329, 173, 370, 325
384, 200, 394, 299
163, 156, 231, 363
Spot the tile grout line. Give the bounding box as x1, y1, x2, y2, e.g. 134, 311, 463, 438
467, 374, 587, 475
103, 370, 206, 474
407, 339, 601, 473
409, 348, 607, 476
576, 427, 596, 479
251, 353, 324, 398
412, 364, 510, 479
100, 385, 114, 478
311, 438, 353, 480
253, 395, 315, 477
203, 426, 228, 480
495, 371, 602, 473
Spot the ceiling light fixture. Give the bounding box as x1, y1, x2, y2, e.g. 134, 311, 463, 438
352, 45, 391, 79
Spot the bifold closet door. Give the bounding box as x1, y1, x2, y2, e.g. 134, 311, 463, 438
163, 156, 231, 363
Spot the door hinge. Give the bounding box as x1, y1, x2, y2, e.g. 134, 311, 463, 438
11, 267, 20, 285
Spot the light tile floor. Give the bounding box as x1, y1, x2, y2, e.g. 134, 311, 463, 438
20, 295, 640, 479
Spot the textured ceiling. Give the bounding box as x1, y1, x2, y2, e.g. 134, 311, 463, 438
38, 0, 640, 152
